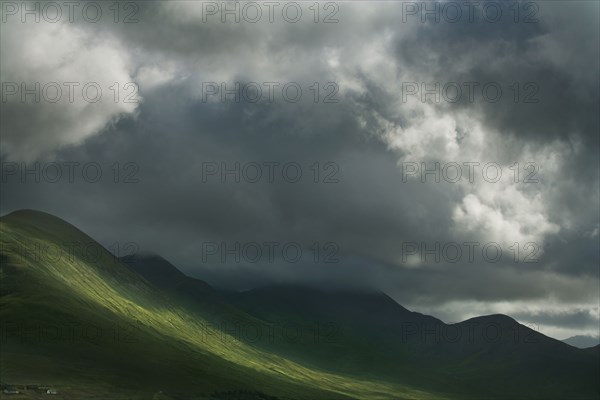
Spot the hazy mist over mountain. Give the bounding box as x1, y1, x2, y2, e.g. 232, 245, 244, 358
563, 335, 600, 349
1, 1, 599, 398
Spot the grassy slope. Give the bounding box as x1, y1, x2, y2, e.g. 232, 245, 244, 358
0, 210, 447, 400
121, 255, 600, 399
225, 287, 600, 399
123, 256, 452, 396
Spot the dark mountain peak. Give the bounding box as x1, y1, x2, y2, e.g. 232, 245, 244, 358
240, 284, 323, 296
2, 208, 57, 220
225, 283, 446, 331
123, 252, 179, 267
120, 253, 187, 282
236, 284, 410, 312
459, 313, 518, 326
0, 209, 116, 267
121, 253, 215, 298
1, 208, 80, 233
242, 283, 387, 298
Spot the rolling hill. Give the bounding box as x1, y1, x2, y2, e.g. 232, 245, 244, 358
0, 210, 448, 399
1, 209, 598, 399
224, 286, 600, 398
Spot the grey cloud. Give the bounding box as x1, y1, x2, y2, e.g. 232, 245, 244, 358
1, 0, 598, 338
512, 309, 600, 330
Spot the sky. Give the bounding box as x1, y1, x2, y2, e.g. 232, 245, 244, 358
1, 0, 599, 341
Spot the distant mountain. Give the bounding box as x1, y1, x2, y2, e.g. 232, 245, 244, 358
225, 286, 600, 398
1, 209, 599, 399
121, 253, 190, 283
120, 253, 254, 323
120, 253, 214, 301
563, 335, 600, 349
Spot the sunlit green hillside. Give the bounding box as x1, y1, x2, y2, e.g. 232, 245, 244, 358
0, 210, 447, 400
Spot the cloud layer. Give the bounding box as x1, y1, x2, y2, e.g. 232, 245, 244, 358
1, 1, 598, 339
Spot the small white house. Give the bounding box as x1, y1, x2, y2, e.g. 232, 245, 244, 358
47, 388, 58, 395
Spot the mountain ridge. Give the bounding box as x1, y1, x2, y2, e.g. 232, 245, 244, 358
1, 209, 598, 399
562, 335, 600, 349
0, 209, 445, 399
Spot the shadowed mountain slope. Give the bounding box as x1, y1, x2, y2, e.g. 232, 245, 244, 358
1, 210, 598, 399
1, 209, 439, 400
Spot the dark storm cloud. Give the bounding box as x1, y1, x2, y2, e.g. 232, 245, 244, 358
1, 1, 598, 337
388, 0, 600, 232
392, 1, 599, 141
1, 80, 595, 300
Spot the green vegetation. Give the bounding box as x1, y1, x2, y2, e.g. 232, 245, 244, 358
0, 210, 448, 399
1, 210, 598, 399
